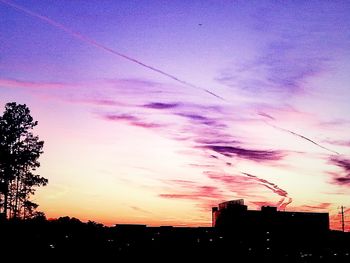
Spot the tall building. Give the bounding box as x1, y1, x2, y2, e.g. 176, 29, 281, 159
212, 199, 329, 250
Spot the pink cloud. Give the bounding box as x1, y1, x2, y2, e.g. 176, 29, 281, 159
206, 171, 292, 209
159, 180, 226, 211
324, 139, 350, 147
100, 113, 165, 129
298, 203, 332, 211
0, 78, 74, 89
255, 104, 315, 123
251, 201, 276, 207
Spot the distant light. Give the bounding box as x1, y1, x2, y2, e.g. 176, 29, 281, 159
266, 247, 270, 250
345, 253, 349, 256
65, 235, 69, 239
151, 238, 154, 241
219, 236, 223, 239
209, 238, 213, 242
266, 232, 270, 234
49, 244, 55, 249
266, 238, 270, 241
334, 253, 337, 256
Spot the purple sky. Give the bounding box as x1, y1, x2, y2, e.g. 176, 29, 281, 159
1, 0, 350, 229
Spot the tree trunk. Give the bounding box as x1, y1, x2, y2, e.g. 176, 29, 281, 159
13, 176, 20, 219
3, 184, 8, 219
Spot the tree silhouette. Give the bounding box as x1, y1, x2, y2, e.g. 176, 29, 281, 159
0, 102, 47, 219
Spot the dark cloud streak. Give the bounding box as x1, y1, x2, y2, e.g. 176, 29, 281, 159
143, 102, 180, 109
204, 145, 283, 162
329, 157, 350, 186
101, 113, 163, 129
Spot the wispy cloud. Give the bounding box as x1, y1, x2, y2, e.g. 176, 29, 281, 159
324, 139, 350, 148
176, 112, 226, 128
215, 2, 344, 99
101, 113, 164, 129
205, 171, 268, 198
329, 157, 350, 186
69, 98, 125, 107
159, 180, 225, 207
299, 203, 332, 210
143, 102, 180, 109
257, 112, 275, 120
319, 119, 350, 129
130, 206, 153, 214
206, 171, 292, 209
251, 201, 276, 208
216, 46, 328, 96
203, 145, 283, 162
0, 78, 74, 89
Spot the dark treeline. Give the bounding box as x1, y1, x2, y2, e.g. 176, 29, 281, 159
0, 217, 349, 262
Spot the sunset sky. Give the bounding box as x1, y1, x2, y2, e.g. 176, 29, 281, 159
1, 0, 349, 230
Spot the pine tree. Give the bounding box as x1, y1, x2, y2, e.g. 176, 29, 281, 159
0, 102, 47, 219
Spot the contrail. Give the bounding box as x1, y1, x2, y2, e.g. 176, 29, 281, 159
0, 0, 225, 101
267, 122, 339, 155
242, 172, 292, 209
258, 112, 339, 155
279, 198, 293, 211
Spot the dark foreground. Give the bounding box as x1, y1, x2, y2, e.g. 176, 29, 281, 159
1, 217, 349, 262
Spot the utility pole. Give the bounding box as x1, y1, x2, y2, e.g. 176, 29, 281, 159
340, 206, 345, 232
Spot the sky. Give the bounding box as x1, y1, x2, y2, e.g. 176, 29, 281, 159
0, 0, 350, 230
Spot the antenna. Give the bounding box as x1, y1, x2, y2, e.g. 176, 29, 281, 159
339, 206, 346, 232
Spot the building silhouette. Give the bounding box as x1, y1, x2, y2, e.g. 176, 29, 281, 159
212, 199, 329, 252
1, 206, 349, 261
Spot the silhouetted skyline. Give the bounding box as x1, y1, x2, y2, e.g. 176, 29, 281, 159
0, 202, 349, 262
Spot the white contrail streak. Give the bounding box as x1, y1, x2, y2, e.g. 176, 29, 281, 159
267, 122, 339, 155
258, 112, 339, 155
0, 0, 225, 101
